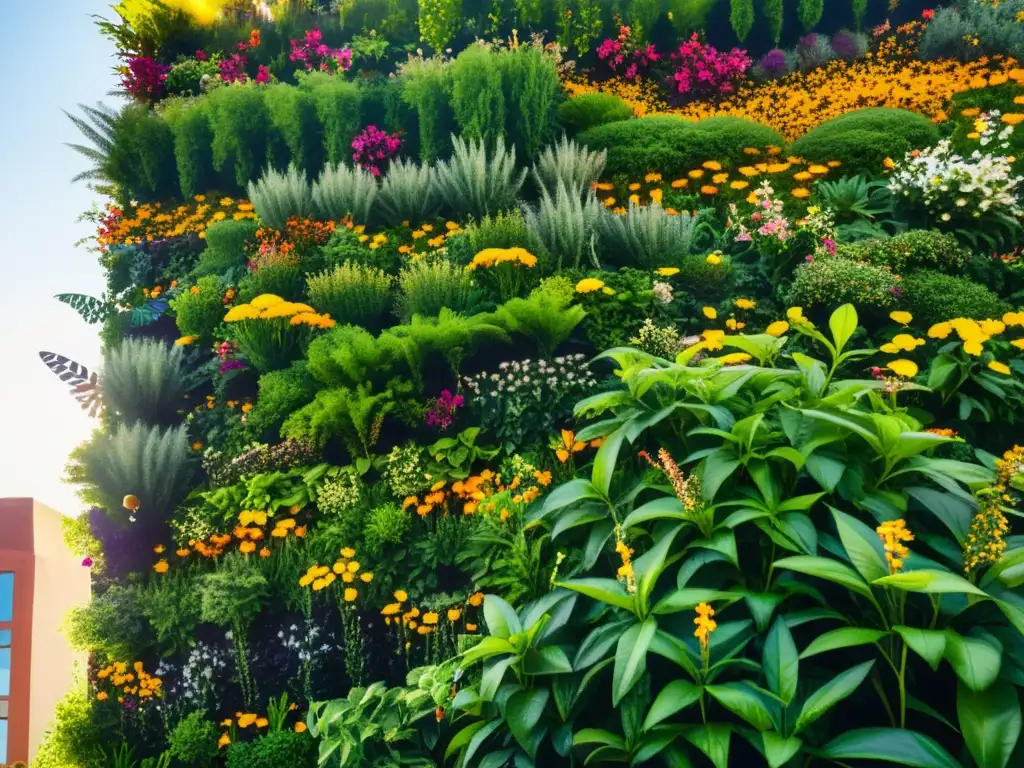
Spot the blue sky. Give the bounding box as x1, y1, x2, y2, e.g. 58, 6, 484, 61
0, 0, 117, 516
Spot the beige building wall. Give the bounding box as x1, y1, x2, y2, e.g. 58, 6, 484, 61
27, 501, 90, 763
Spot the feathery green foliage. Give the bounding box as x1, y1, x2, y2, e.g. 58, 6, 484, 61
297, 73, 363, 167
449, 44, 506, 148
170, 276, 227, 343
533, 136, 607, 198
311, 163, 378, 224
248, 164, 314, 231
395, 258, 476, 320
495, 284, 587, 357
596, 202, 707, 268
377, 158, 440, 227
101, 338, 186, 426
398, 54, 453, 162
194, 219, 259, 276
65, 102, 120, 197
467, 209, 531, 252
77, 422, 192, 521
501, 44, 562, 159
205, 84, 273, 192
730, 0, 755, 42
523, 180, 603, 271
798, 0, 824, 32
163, 97, 215, 199
435, 135, 527, 220
306, 262, 394, 331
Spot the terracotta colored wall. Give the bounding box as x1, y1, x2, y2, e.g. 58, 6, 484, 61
28, 500, 90, 764
0, 498, 36, 764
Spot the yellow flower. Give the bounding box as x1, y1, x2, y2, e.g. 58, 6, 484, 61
702, 329, 726, 351
928, 321, 953, 339
447, 608, 462, 622
295, 722, 308, 733
891, 333, 925, 351
423, 611, 439, 625
693, 602, 717, 650
730, 180, 749, 190
645, 172, 663, 182
887, 359, 919, 378
791, 187, 810, 199
395, 589, 409, 602
808, 164, 829, 174
671, 178, 688, 188
700, 185, 719, 195
735, 298, 756, 310
712, 173, 729, 184
250, 294, 284, 309
706, 253, 722, 265
964, 339, 985, 356
988, 361, 1012, 375
718, 353, 751, 365
153, 560, 169, 574
628, 182, 641, 191
657, 267, 680, 276
793, 171, 813, 182
702, 306, 717, 319
980, 319, 1006, 337
890, 311, 913, 325
223, 304, 260, 322
765, 320, 789, 336
575, 278, 606, 294
344, 588, 358, 602
786, 307, 804, 320
702, 160, 722, 170
688, 169, 704, 179
877, 519, 914, 573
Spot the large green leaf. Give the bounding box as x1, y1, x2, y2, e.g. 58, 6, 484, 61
831, 507, 889, 583
958, 681, 1022, 768
591, 428, 625, 498
684, 724, 730, 768
643, 680, 702, 730
535, 479, 605, 521
482, 594, 522, 639
506, 689, 550, 757
944, 632, 1002, 692
799, 627, 887, 660
702, 448, 741, 501
574, 619, 635, 670
795, 660, 874, 734
820, 728, 962, 768
763, 617, 799, 706
633, 525, 684, 609
653, 589, 742, 616
829, 303, 858, 354
622, 496, 689, 529
773, 555, 872, 598
558, 578, 636, 614
706, 683, 774, 731
762, 733, 803, 768
612, 618, 657, 706
872, 569, 987, 596
893, 626, 947, 672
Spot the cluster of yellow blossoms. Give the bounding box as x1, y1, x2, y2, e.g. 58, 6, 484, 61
402, 469, 550, 518
381, 590, 484, 637
613, 524, 635, 593
965, 445, 1023, 575
877, 519, 915, 574
467, 247, 538, 269
694, 602, 717, 652
95, 660, 162, 703
98, 195, 257, 248
394, 220, 462, 257
223, 293, 335, 329
299, 547, 373, 598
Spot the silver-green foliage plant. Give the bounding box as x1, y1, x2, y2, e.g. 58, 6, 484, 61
533, 136, 607, 198
312, 163, 378, 224
522, 180, 603, 271
434, 135, 527, 221
395, 258, 476, 320
596, 202, 706, 268
79, 422, 192, 520
247, 164, 313, 230
377, 158, 440, 227
101, 338, 185, 426
306, 262, 394, 331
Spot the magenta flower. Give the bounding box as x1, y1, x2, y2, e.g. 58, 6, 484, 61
121, 56, 170, 102
352, 125, 402, 175
81, 557, 94, 568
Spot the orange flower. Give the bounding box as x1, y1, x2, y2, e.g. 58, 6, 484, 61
555, 429, 586, 463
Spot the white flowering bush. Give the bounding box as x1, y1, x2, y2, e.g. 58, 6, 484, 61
887, 139, 1023, 246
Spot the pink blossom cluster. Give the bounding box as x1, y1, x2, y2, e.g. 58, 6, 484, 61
732, 182, 791, 244
425, 390, 464, 430
352, 125, 402, 176
217, 341, 244, 374
290, 28, 353, 73
122, 56, 170, 102
668, 33, 750, 98
596, 26, 660, 80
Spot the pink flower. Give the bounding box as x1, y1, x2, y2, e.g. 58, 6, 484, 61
81, 557, 94, 568
195, 49, 208, 61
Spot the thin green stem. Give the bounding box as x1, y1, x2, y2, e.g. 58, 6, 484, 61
898, 642, 908, 729
870, 671, 897, 728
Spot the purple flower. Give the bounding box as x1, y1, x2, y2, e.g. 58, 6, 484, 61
758, 49, 789, 78
81, 557, 94, 568
832, 32, 856, 59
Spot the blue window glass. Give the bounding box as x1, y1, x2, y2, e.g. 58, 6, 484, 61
0, 632, 8, 646
0, 717, 7, 763
0, 647, 8, 696
0, 573, 12, 622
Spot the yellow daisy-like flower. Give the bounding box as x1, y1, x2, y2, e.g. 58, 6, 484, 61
793, 171, 813, 182
735, 298, 756, 310
730, 180, 749, 190
700, 185, 719, 195
261, 301, 304, 319
688, 169, 705, 179
808, 164, 829, 174
702, 306, 718, 319
223, 304, 260, 322
712, 173, 729, 184
250, 294, 284, 310
576, 278, 606, 294
791, 187, 810, 199
657, 267, 680, 276
887, 359, 919, 378
737, 166, 759, 177
890, 311, 913, 325
765, 320, 789, 337
702, 160, 722, 170
928, 321, 953, 339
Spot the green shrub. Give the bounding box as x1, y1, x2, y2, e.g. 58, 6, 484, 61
107, 103, 179, 203
320, 229, 393, 271
32, 685, 107, 768
165, 57, 221, 97
205, 84, 273, 193
225, 731, 317, 768
171, 276, 227, 342
237, 265, 305, 304
168, 711, 220, 767
396, 259, 476, 320
248, 362, 317, 436
63, 584, 152, 658
467, 209, 531, 252
579, 116, 785, 178
101, 338, 186, 426
675, 250, 732, 294
788, 256, 901, 309
311, 163, 378, 224
306, 262, 394, 330
841, 230, 970, 273
596, 203, 707, 269
195, 219, 258, 276
903, 269, 1011, 324
163, 97, 216, 199
377, 158, 440, 227
523, 181, 604, 272
435, 136, 527, 220
298, 73, 363, 166
556, 92, 634, 136
248, 164, 314, 230
398, 54, 455, 162
790, 108, 941, 177
501, 45, 562, 159
363, 502, 411, 555
75, 422, 192, 521
264, 85, 324, 179
449, 44, 506, 148
533, 136, 607, 197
